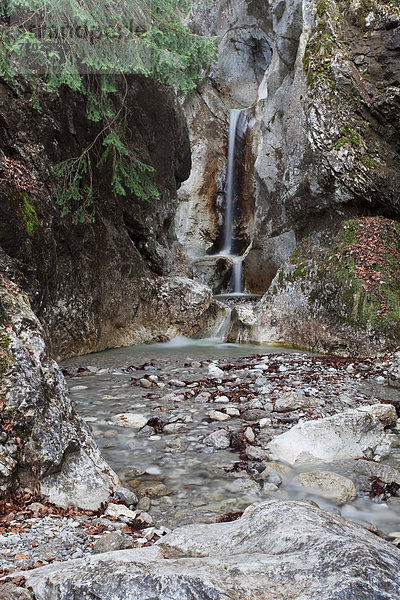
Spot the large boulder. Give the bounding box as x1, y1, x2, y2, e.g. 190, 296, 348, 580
129, 277, 228, 343
0, 275, 117, 507
297, 471, 357, 505
268, 405, 394, 466
25, 500, 400, 599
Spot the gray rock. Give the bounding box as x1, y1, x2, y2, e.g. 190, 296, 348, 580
241, 409, 270, 421
208, 410, 230, 421
245, 446, 270, 461
0, 277, 117, 507
274, 392, 309, 412
0, 583, 33, 599
262, 482, 279, 493
204, 429, 230, 450
265, 471, 282, 487
354, 460, 400, 485
259, 462, 292, 480
136, 497, 151, 511
165, 438, 187, 453
244, 427, 255, 443
136, 483, 170, 499
163, 423, 188, 434
356, 404, 398, 428
297, 471, 357, 505
139, 378, 153, 389
28, 502, 46, 513
225, 406, 240, 417
214, 395, 229, 403
25, 500, 400, 600
388, 358, 400, 389
93, 532, 131, 555
168, 379, 186, 388
113, 487, 139, 507
110, 413, 148, 429
268, 406, 393, 465
104, 504, 138, 521
228, 478, 261, 496
208, 364, 225, 378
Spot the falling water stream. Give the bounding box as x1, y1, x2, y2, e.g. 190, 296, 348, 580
218, 109, 246, 295
221, 109, 241, 255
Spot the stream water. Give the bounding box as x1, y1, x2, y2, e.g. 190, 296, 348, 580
62, 339, 400, 537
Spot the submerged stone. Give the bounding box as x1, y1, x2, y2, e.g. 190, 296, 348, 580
297, 471, 357, 505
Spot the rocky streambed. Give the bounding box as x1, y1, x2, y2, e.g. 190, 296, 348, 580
2, 338, 400, 599
57, 340, 400, 535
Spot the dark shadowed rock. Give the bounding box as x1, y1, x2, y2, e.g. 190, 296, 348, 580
0, 73, 226, 359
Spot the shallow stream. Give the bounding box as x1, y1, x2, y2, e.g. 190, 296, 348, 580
62, 338, 400, 537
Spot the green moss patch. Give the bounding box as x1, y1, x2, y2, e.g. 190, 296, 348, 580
0, 330, 12, 380
19, 195, 39, 238
282, 217, 400, 347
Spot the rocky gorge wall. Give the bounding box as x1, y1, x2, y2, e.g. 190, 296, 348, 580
178, 0, 400, 354
0, 76, 226, 360
0, 274, 117, 505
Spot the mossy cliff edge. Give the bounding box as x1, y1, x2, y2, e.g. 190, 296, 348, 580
251, 217, 400, 356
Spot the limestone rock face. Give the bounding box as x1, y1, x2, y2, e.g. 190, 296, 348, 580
176, 0, 267, 290
188, 0, 272, 108
0, 276, 117, 506
130, 277, 228, 343
226, 304, 258, 343
25, 500, 400, 599
181, 0, 400, 347
229, 219, 400, 355
247, 0, 400, 288
268, 405, 393, 466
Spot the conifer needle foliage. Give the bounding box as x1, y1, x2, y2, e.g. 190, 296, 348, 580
0, 0, 216, 222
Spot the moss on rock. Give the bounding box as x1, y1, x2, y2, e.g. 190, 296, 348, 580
19, 195, 39, 238
283, 217, 400, 349
327, 217, 400, 338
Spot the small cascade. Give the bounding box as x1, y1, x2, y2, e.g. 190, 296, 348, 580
213, 306, 233, 341
229, 257, 244, 295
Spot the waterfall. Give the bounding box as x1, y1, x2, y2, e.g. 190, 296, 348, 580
221, 109, 241, 254
221, 109, 246, 295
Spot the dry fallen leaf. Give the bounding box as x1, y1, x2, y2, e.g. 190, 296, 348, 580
14, 553, 29, 561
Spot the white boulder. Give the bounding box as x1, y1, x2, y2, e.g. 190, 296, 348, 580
268, 406, 393, 465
